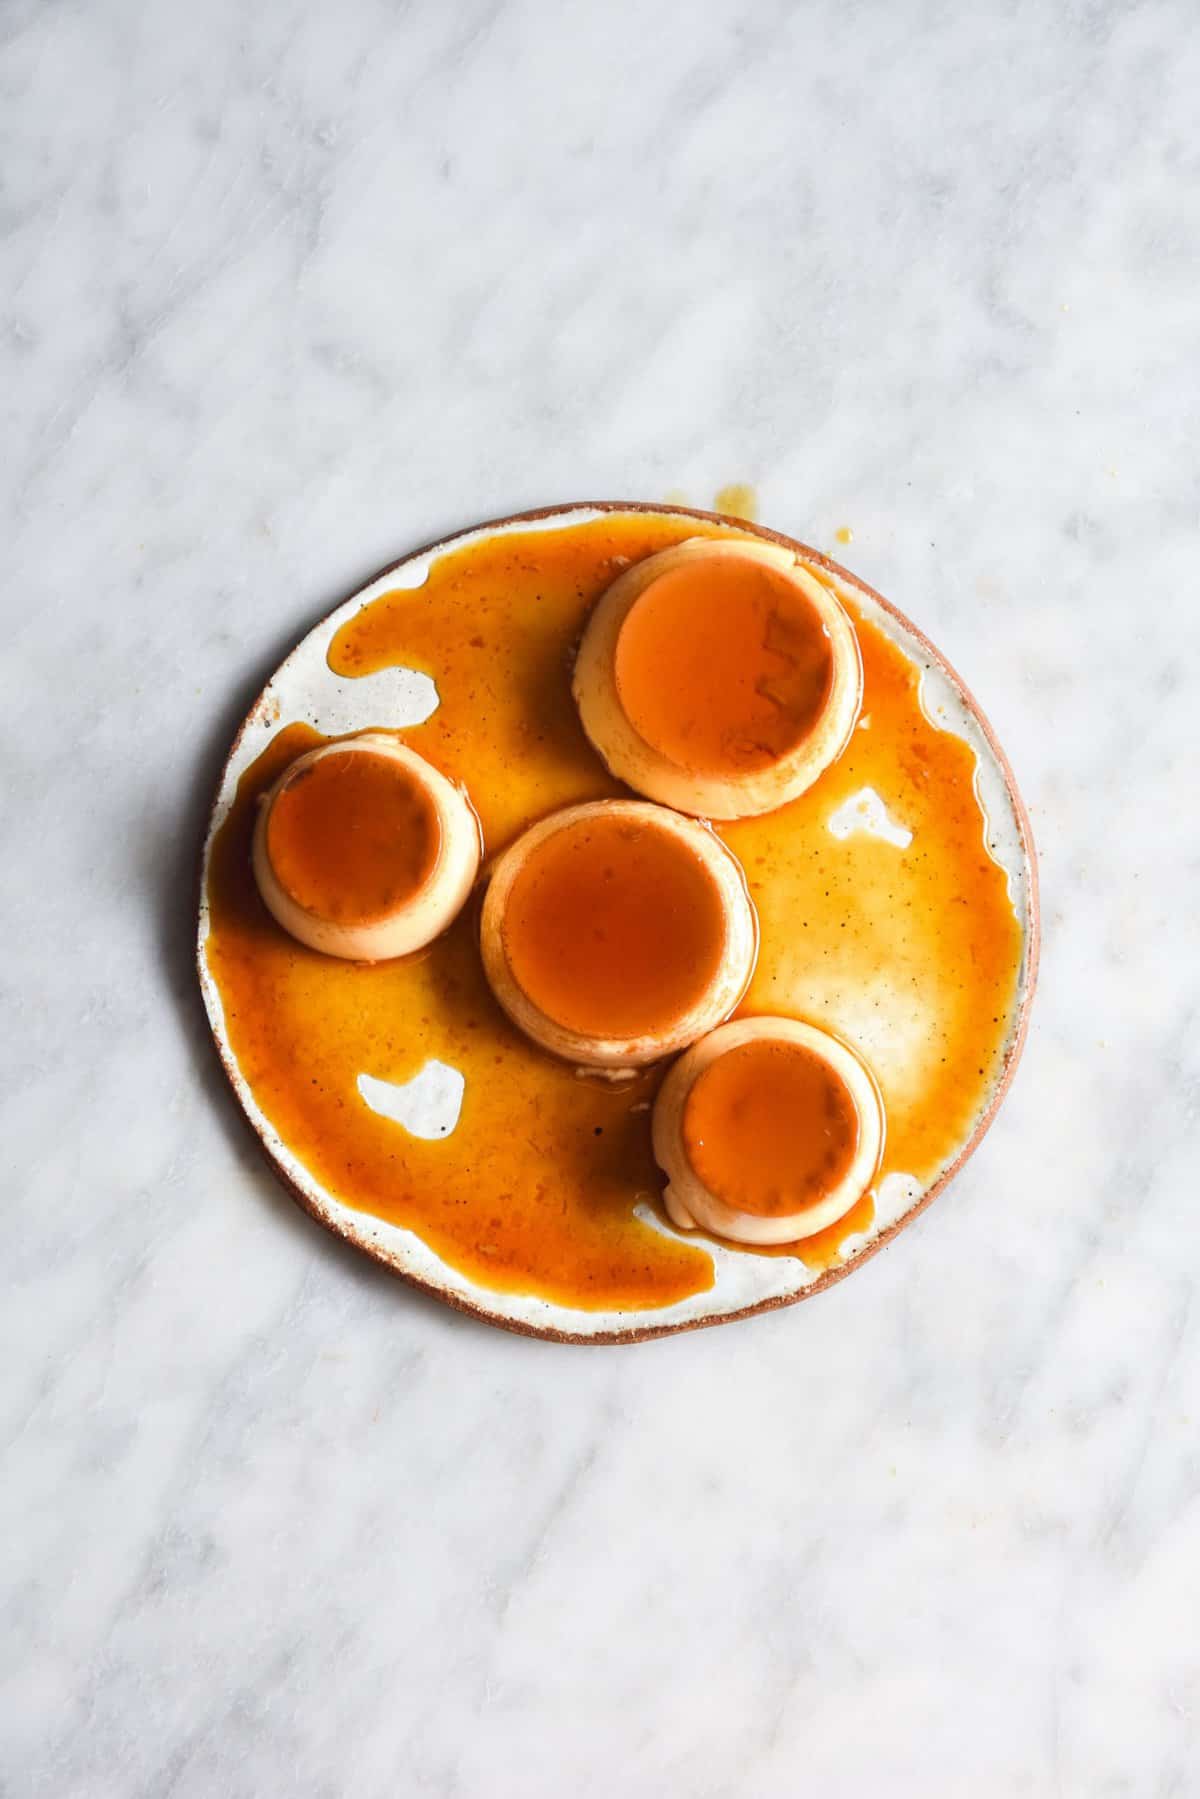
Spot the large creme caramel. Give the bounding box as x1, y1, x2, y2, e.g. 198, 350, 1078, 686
252, 733, 480, 961
573, 536, 862, 818
480, 799, 758, 1069
653, 1016, 884, 1245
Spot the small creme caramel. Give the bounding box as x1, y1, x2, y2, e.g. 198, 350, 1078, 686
480, 800, 758, 1069
573, 537, 862, 818
252, 734, 480, 960
652, 1017, 884, 1245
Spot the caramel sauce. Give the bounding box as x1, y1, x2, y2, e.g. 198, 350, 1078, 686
683, 1040, 860, 1218
500, 812, 728, 1039
714, 483, 759, 522
784, 1188, 876, 1266
205, 513, 1023, 1308
266, 748, 440, 924
614, 558, 835, 775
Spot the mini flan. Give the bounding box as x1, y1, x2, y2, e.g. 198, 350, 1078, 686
652, 1016, 884, 1245
480, 800, 758, 1069
252, 733, 480, 960
573, 537, 862, 818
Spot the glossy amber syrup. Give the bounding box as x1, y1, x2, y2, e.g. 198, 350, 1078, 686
205, 513, 1023, 1309
714, 483, 759, 522
500, 810, 729, 1039
683, 1040, 860, 1218
614, 558, 835, 775
266, 748, 440, 924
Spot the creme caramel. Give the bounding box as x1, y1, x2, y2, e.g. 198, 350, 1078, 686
573, 536, 862, 819
480, 800, 758, 1068
653, 1016, 885, 1246
682, 1037, 860, 1217
252, 735, 480, 962
265, 746, 441, 924
614, 556, 835, 776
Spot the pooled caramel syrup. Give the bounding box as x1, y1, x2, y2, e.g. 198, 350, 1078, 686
683, 1040, 860, 1218
266, 748, 440, 924
614, 558, 835, 775
500, 811, 728, 1040
204, 514, 1023, 1311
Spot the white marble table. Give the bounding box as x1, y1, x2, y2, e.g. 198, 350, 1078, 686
4, 2, 1198, 1792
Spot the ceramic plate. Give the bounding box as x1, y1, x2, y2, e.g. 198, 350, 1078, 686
197, 504, 1038, 1343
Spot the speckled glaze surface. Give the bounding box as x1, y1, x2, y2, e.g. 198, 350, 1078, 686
197, 503, 1038, 1344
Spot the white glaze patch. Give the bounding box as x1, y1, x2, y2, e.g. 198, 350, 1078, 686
357, 1062, 465, 1140
827, 785, 914, 849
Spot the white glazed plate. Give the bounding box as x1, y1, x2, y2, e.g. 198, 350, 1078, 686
197, 503, 1039, 1344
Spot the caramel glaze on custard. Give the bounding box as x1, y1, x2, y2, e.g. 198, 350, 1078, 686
683, 1039, 860, 1218
204, 513, 1024, 1311
614, 556, 835, 776
266, 747, 441, 924
499, 808, 732, 1041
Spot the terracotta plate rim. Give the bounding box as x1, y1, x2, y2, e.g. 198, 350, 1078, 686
196, 501, 1040, 1346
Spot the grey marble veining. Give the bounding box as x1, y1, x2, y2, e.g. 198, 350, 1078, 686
3, 1, 1199, 1793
